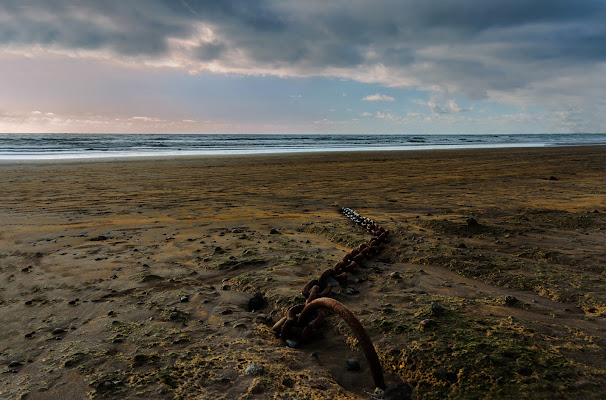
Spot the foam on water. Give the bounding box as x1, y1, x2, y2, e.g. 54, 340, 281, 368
1, 133, 605, 160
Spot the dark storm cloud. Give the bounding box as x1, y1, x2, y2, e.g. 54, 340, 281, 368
2, 0, 606, 94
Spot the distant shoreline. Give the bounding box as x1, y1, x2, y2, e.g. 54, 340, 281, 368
1, 133, 605, 162
1, 143, 605, 164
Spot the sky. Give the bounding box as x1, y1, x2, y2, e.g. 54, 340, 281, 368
1, 0, 605, 134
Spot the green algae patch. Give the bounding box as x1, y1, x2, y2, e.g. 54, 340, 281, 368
375, 302, 606, 399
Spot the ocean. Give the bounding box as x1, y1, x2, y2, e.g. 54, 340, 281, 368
1, 133, 605, 160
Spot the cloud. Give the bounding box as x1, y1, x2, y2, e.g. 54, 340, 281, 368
0, 109, 230, 133
375, 111, 401, 121
413, 97, 472, 114
313, 118, 358, 125
362, 94, 395, 102
1, 1, 606, 131
131, 116, 165, 122
360, 112, 373, 117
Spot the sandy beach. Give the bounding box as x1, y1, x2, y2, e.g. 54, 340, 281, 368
1, 146, 606, 399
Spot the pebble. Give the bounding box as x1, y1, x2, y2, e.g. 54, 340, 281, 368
52, 328, 66, 335
68, 299, 79, 305
8, 361, 23, 368
345, 287, 359, 295
346, 359, 361, 371
107, 310, 116, 317
504, 295, 519, 306
180, 296, 189, 303
419, 319, 437, 330
466, 217, 479, 227
245, 364, 265, 376
285, 339, 300, 348
248, 292, 265, 311
270, 228, 279, 234
389, 271, 403, 280
431, 302, 445, 315
326, 276, 340, 287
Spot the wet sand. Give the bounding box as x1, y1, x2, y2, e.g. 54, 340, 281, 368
1, 146, 606, 399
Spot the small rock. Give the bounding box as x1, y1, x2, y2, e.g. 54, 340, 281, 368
504, 295, 519, 306
90, 235, 108, 241
548, 176, 558, 181
285, 338, 300, 348
68, 299, 79, 305
346, 359, 361, 371
245, 364, 264, 376
431, 302, 445, 315
21, 266, 32, 273
345, 287, 359, 295
326, 276, 340, 287
180, 296, 189, 303
221, 284, 231, 291
466, 218, 479, 227
457, 243, 467, 249
214, 246, 225, 254
24, 331, 35, 339
52, 328, 66, 335
248, 292, 265, 311
24, 300, 33, 306
8, 361, 23, 368
107, 310, 116, 317
389, 271, 403, 280
269, 228, 279, 234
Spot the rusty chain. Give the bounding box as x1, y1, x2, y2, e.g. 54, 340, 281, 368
272, 207, 389, 390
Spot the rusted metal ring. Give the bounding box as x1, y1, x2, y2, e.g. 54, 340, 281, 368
300, 298, 386, 390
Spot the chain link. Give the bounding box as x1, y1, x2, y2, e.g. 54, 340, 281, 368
272, 207, 389, 390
